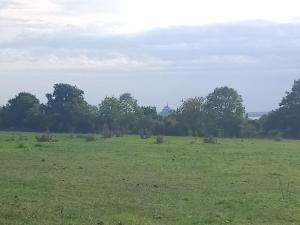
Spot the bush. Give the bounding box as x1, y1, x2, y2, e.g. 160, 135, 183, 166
189, 139, 198, 144
17, 143, 25, 148
85, 134, 96, 142
203, 136, 218, 144
155, 135, 164, 144
36, 133, 52, 142
274, 136, 283, 141
6, 136, 15, 142
102, 129, 113, 138
267, 129, 283, 141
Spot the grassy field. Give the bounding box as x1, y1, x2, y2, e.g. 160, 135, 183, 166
0, 132, 300, 225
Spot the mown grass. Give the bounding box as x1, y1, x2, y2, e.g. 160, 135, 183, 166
0, 132, 300, 225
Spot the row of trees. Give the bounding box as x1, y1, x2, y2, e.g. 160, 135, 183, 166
0, 79, 299, 138
0, 83, 246, 136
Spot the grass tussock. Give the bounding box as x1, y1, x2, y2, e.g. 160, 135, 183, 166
35, 133, 52, 142
155, 135, 164, 144
203, 136, 218, 144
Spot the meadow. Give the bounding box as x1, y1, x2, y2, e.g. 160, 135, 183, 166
0, 132, 300, 225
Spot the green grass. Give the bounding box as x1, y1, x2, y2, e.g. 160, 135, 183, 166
1, 132, 300, 225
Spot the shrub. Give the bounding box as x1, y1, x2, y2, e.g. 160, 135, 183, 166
155, 135, 164, 144
189, 139, 198, 144
6, 136, 15, 141
274, 136, 283, 141
102, 129, 113, 138
203, 136, 218, 144
36, 133, 52, 142
85, 134, 96, 142
17, 143, 25, 148
268, 129, 283, 141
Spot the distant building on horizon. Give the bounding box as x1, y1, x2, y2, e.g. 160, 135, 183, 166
159, 104, 174, 118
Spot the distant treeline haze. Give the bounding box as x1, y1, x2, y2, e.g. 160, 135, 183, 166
1, 79, 300, 139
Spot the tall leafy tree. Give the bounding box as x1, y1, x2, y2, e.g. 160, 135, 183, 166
97, 96, 122, 131
280, 79, 300, 109
118, 93, 142, 132
97, 93, 142, 133
137, 106, 160, 133
263, 79, 300, 138
177, 97, 206, 136
1, 92, 45, 130
141, 106, 158, 118
46, 83, 96, 132
205, 87, 245, 137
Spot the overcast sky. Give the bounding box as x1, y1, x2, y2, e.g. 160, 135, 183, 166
1, 0, 300, 111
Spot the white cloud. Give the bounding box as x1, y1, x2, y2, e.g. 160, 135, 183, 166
0, 47, 169, 71
0, 0, 61, 19
1, 0, 300, 35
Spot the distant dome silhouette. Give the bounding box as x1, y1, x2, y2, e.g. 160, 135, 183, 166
159, 104, 174, 117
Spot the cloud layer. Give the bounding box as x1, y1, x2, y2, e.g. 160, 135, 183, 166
1, 0, 300, 111
1, 21, 300, 72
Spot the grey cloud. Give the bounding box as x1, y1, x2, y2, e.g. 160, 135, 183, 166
3, 21, 300, 66
1, 21, 300, 111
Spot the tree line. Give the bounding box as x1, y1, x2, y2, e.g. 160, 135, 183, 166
0, 79, 299, 139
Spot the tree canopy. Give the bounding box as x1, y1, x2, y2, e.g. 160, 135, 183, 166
45, 83, 96, 132
1, 80, 299, 139
0, 92, 44, 130
205, 87, 245, 137
262, 79, 300, 138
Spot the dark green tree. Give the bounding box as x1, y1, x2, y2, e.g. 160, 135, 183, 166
177, 97, 206, 136
137, 106, 160, 134
1, 92, 45, 130
46, 83, 96, 132
141, 106, 158, 118
262, 79, 300, 138
280, 79, 300, 109
97, 93, 144, 133
205, 87, 245, 137
97, 96, 122, 131
239, 120, 257, 138
118, 93, 142, 132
